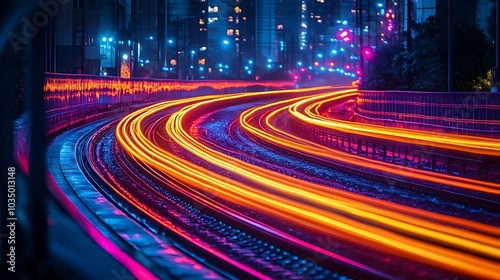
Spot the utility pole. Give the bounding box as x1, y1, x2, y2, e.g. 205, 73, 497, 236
158, 0, 166, 78
359, 0, 364, 75
407, 0, 412, 52
367, 0, 371, 51
82, 0, 86, 74
407, 0, 413, 88
495, 0, 499, 92
448, 0, 453, 92
114, 0, 120, 76
131, 0, 136, 77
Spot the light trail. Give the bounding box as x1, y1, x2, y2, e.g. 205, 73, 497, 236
247, 92, 500, 195
116, 86, 500, 279
290, 91, 500, 156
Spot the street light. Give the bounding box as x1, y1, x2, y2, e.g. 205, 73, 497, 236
190, 50, 195, 72
101, 36, 116, 74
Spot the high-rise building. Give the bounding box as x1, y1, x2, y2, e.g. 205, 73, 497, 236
204, 0, 255, 79
255, 0, 301, 77
56, 0, 434, 79
55, 0, 102, 75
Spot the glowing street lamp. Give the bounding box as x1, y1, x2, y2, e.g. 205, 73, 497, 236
362, 47, 373, 60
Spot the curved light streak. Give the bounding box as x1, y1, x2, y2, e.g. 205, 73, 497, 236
251, 93, 500, 195
116, 87, 500, 279
290, 91, 500, 156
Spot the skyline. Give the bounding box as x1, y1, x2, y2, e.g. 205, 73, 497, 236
39, 0, 495, 81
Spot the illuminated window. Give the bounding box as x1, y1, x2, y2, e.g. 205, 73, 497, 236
227, 29, 234, 35
199, 19, 205, 25
277, 24, 283, 30
301, 4, 306, 11
198, 58, 206, 65
242, 16, 247, 20
235, 29, 240, 36
234, 6, 242, 13
228, 16, 233, 22
208, 17, 218, 24
208, 6, 218, 13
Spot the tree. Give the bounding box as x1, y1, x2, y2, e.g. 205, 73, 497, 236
486, 4, 496, 41
362, 16, 493, 91
452, 22, 493, 91
401, 16, 447, 91
361, 44, 404, 90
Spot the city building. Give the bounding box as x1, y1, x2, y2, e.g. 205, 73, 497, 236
55, 0, 102, 75
205, 0, 254, 79
53, 0, 496, 80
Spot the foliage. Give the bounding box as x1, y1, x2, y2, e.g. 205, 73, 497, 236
471, 69, 492, 91
362, 45, 404, 90
362, 16, 493, 92
404, 16, 448, 91
452, 22, 493, 91
486, 4, 496, 41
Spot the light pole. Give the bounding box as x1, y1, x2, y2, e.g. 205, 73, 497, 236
236, 42, 241, 79
494, 0, 499, 92
190, 50, 195, 80
190, 50, 195, 68
447, 0, 453, 92
101, 37, 116, 75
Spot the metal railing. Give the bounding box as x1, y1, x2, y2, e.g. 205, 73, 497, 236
355, 90, 500, 137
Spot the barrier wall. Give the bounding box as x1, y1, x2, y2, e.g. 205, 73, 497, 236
15, 74, 295, 173
44, 73, 295, 113
42, 74, 294, 135
355, 90, 500, 137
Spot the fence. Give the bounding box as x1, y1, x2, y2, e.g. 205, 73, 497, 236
355, 90, 500, 137
44, 73, 295, 113
15, 74, 295, 172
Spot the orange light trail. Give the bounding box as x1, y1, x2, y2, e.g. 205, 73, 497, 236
248, 92, 500, 195
289, 90, 500, 156
116, 86, 500, 279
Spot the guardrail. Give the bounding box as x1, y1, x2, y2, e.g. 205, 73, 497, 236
14, 74, 295, 174
355, 90, 500, 137
291, 96, 500, 184
44, 73, 295, 112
